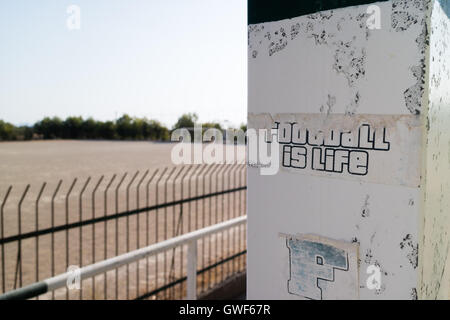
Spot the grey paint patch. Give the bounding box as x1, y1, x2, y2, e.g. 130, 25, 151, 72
248, 9, 369, 102
374, 260, 389, 277
361, 195, 370, 218
392, 0, 431, 115
400, 234, 419, 269
269, 28, 289, 56
404, 75, 425, 115
364, 249, 373, 264
320, 94, 336, 114
370, 232, 377, 244
391, 0, 422, 32
373, 260, 389, 295
411, 287, 418, 300
391, 0, 429, 23
375, 283, 387, 295
333, 43, 366, 87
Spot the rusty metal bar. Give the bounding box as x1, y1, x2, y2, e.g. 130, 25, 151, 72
103, 174, 116, 299
34, 182, 46, 299
91, 175, 104, 299
14, 185, 30, 290
1, 186, 12, 293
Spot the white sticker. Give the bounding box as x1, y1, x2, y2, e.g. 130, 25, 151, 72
249, 113, 421, 187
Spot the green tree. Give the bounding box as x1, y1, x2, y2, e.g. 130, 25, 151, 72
173, 113, 198, 130
116, 114, 133, 139
62, 116, 83, 139
0, 114, 176, 142
202, 122, 222, 131
82, 118, 98, 139
34, 117, 63, 139
0, 120, 15, 140
144, 119, 169, 141
98, 121, 116, 139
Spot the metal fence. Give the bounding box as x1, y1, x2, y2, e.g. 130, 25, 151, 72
0, 163, 247, 299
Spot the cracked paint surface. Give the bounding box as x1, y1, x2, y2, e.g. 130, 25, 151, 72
392, 0, 431, 115
248, 0, 429, 115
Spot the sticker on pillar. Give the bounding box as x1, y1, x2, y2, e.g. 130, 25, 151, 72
249, 113, 422, 188
281, 234, 359, 300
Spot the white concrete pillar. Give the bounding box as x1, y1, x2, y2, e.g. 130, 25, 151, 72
247, 0, 450, 300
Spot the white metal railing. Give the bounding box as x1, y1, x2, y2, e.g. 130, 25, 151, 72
0, 215, 247, 300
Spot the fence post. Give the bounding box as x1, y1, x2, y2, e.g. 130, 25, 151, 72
186, 239, 197, 300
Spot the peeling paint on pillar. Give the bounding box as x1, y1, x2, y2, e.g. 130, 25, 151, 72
419, 0, 450, 300
248, 0, 429, 116
248, 0, 450, 300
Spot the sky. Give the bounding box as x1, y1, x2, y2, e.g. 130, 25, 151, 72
0, 0, 247, 128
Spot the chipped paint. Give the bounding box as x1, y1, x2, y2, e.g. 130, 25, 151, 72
411, 287, 418, 300
248, 1, 390, 25
249, 1, 428, 115
400, 234, 419, 269
361, 195, 370, 218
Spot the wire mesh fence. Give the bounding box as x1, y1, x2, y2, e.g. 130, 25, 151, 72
0, 163, 247, 299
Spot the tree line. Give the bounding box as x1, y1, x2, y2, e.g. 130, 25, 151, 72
0, 113, 246, 142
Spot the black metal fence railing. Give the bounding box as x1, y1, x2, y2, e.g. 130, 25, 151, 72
0, 163, 247, 299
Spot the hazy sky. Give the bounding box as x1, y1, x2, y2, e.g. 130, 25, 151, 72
0, 0, 247, 127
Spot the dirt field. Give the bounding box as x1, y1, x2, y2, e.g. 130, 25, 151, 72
0, 140, 175, 189
0, 140, 247, 299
